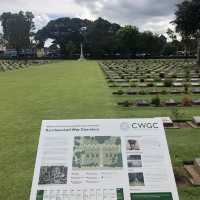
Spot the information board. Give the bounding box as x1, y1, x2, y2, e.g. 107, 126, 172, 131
30, 118, 179, 200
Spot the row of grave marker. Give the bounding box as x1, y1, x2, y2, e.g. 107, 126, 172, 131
0, 60, 51, 72
118, 98, 200, 107
113, 88, 200, 95
160, 116, 200, 129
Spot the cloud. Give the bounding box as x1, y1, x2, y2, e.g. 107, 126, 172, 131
74, 0, 184, 34
33, 14, 51, 30
0, 0, 184, 34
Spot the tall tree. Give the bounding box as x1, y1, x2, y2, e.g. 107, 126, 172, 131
85, 18, 120, 57
167, 28, 177, 41
0, 33, 6, 50
173, 0, 200, 64
138, 31, 166, 55
116, 25, 139, 57
166, 28, 182, 55
0, 11, 35, 54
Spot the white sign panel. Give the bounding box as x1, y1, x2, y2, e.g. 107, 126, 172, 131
30, 118, 179, 200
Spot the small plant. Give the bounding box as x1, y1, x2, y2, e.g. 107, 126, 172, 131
147, 83, 154, 87
117, 90, 124, 95
118, 101, 130, 107
155, 77, 161, 82
151, 96, 161, 106
122, 101, 130, 107
171, 108, 183, 120
185, 69, 190, 78
164, 79, 172, 87
161, 90, 167, 95
172, 73, 177, 78
184, 83, 189, 94
129, 80, 136, 87
138, 90, 146, 95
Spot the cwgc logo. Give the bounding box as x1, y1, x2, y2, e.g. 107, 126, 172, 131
120, 122, 131, 131
120, 121, 159, 130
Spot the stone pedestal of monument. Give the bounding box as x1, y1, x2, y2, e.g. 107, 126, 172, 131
78, 43, 86, 61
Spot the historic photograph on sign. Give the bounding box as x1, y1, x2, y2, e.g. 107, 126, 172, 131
128, 172, 145, 186
38, 166, 68, 185
126, 139, 140, 151
72, 136, 123, 169
127, 155, 142, 168
36, 190, 44, 200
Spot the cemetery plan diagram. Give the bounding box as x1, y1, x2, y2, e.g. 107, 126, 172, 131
72, 136, 123, 169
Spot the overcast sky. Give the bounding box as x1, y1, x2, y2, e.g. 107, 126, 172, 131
0, 0, 183, 35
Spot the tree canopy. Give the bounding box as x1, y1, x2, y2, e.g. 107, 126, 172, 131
36, 17, 167, 57
0, 11, 35, 52
1, 11, 189, 58
35, 17, 92, 56
173, 0, 200, 63
173, 0, 200, 37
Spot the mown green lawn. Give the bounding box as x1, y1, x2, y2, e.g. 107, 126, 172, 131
0, 60, 199, 200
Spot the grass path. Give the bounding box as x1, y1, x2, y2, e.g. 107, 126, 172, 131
0, 60, 117, 199
0, 60, 199, 199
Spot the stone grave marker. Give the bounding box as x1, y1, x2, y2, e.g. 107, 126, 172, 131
136, 100, 150, 106
192, 88, 200, 94
191, 82, 200, 87
155, 82, 164, 87
192, 99, 200, 105
173, 82, 183, 87
195, 158, 200, 175
184, 158, 200, 186
193, 116, 200, 126
160, 117, 174, 128
165, 99, 178, 106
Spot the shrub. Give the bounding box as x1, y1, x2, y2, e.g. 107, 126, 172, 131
140, 78, 145, 83
138, 90, 146, 95
182, 96, 192, 106
159, 73, 165, 78
164, 79, 172, 87
151, 96, 161, 106
155, 77, 161, 82
172, 73, 177, 78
